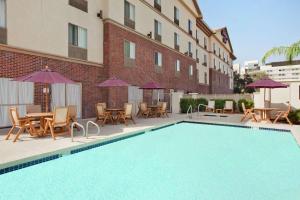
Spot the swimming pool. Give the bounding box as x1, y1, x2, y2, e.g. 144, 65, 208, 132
0, 122, 300, 200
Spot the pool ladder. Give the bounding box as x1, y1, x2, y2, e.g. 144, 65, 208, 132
71, 121, 101, 142
187, 105, 193, 119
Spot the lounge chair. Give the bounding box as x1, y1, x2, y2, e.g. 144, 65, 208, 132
44, 107, 70, 140
273, 102, 293, 125
240, 103, 258, 122
5, 107, 35, 142
137, 102, 151, 118
95, 103, 112, 126
118, 103, 135, 126
204, 100, 215, 113
157, 102, 168, 118
223, 101, 234, 113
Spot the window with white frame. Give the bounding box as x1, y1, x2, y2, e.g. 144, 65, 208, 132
124, 40, 135, 59
0, 0, 6, 28
204, 72, 207, 84
174, 32, 179, 48
154, 20, 162, 41
125, 1, 135, 21
175, 60, 180, 72
154, 52, 162, 67
189, 65, 193, 76
174, 6, 179, 24
68, 24, 87, 49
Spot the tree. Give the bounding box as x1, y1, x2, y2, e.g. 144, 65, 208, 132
262, 40, 300, 64
233, 72, 255, 94
249, 71, 268, 81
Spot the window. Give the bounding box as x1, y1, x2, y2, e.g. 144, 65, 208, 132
213, 58, 216, 69
188, 42, 192, 57
189, 65, 193, 76
188, 19, 192, 35
154, 52, 162, 67
213, 43, 216, 54
175, 60, 180, 72
0, 0, 6, 28
174, 32, 180, 50
299, 85, 300, 100
124, 40, 135, 60
218, 48, 221, 57
204, 37, 207, 49
174, 7, 179, 25
196, 49, 198, 59
124, 0, 135, 29
68, 24, 87, 49
154, 0, 161, 12
203, 54, 207, 66
204, 72, 207, 84
154, 20, 162, 42
69, 0, 88, 12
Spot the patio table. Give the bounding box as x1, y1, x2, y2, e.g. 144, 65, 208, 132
254, 108, 278, 123
106, 108, 124, 123
26, 112, 53, 136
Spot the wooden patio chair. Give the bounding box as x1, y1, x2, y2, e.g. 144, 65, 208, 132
223, 101, 234, 113
137, 102, 151, 118
95, 103, 112, 126
273, 102, 293, 125
68, 105, 80, 130
240, 103, 258, 122
118, 103, 135, 126
5, 107, 35, 142
44, 107, 70, 140
204, 100, 215, 113
157, 102, 168, 118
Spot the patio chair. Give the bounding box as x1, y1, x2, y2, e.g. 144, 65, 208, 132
157, 102, 168, 118
95, 103, 112, 126
273, 102, 293, 125
68, 105, 80, 131
223, 101, 234, 113
240, 103, 258, 122
5, 107, 35, 142
204, 100, 215, 113
118, 103, 135, 126
44, 107, 70, 140
137, 102, 151, 118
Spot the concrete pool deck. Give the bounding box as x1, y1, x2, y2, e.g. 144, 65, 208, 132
0, 113, 299, 169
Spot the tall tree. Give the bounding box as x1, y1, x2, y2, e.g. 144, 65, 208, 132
262, 40, 300, 64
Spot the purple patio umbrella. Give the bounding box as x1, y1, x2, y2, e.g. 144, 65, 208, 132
97, 77, 129, 107
13, 66, 75, 112
247, 78, 288, 107
140, 82, 165, 104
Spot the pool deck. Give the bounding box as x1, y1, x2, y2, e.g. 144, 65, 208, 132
0, 113, 299, 169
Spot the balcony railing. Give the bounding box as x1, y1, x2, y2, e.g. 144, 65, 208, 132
203, 62, 207, 67
188, 30, 193, 36
196, 39, 199, 44
124, 17, 135, 29
0, 27, 7, 44
69, 0, 88, 12
155, 34, 162, 42
196, 58, 200, 63
174, 44, 180, 51
154, 2, 161, 12
174, 18, 179, 26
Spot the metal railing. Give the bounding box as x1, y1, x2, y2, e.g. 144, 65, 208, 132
187, 105, 193, 119
197, 104, 206, 116
86, 121, 101, 138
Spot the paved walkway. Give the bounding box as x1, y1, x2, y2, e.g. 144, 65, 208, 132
0, 113, 299, 169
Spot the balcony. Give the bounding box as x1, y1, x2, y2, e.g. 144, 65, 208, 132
68, 45, 87, 60
174, 18, 179, 26
0, 27, 7, 44
154, 2, 161, 12
69, 0, 88, 12
213, 50, 216, 54
124, 17, 135, 29
203, 62, 207, 67
196, 58, 200, 63
196, 39, 199, 44
204, 45, 207, 50
155, 34, 162, 42
174, 44, 180, 51
188, 30, 193, 36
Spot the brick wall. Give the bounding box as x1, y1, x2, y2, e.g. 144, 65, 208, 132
0, 50, 108, 118
209, 68, 233, 94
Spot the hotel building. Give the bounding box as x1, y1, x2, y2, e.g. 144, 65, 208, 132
0, 0, 236, 124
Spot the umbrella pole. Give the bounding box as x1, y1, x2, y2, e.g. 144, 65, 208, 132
45, 84, 49, 112
263, 88, 266, 107
158, 90, 160, 103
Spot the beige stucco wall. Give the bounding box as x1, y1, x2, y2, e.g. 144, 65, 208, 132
6, 0, 103, 64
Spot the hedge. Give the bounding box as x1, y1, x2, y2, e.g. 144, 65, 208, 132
180, 98, 208, 113
237, 99, 254, 112
288, 109, 300, 124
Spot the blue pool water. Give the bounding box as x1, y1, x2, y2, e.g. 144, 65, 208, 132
1, 123, 300, 200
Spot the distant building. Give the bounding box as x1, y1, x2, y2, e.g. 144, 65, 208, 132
244, 60, 260, 74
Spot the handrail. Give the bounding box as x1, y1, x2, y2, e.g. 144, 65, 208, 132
86, 121, 101, 138
187, 105, 193, 119
197, 104, 207, 116
71, 122, 85, 142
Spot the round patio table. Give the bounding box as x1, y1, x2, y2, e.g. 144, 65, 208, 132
26, 112, 53, 136
254, 108, 278, 122
106, 108, 124, 123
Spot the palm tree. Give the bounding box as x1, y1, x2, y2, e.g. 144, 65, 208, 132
262, 40, 300, 64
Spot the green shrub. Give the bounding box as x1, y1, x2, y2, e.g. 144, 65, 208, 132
238, 99, 254, 113
288, 110, 300, 124
213, 99, 226, 109
180, 98, 195, 113
194, 98, 208, 112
